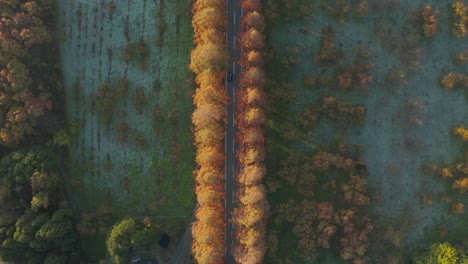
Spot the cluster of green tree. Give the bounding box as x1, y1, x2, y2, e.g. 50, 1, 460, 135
0, 148, 78, 263
106, 217, 155, 264
0, 1, 82, 263
0, 0, 59, 147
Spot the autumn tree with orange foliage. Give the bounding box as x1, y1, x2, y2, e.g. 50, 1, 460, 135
232, 1, 269, 263
190, 0, 228, 263
422, 6, 438, 38
273, 153, 373, 264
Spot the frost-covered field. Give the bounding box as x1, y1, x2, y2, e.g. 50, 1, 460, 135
57, 0, 194, 258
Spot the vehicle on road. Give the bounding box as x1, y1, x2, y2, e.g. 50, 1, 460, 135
227, 71, 233, 82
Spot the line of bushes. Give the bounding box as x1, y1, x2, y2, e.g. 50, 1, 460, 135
232, 1, 269, 263
189, 0, 228, 263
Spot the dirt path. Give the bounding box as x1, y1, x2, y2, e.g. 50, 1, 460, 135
168, 222, 192, 264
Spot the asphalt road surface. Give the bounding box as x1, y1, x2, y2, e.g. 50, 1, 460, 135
225, 0, 241, 263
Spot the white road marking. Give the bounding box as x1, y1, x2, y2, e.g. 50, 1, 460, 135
233, 62, 236, 74
232, 164, 235, 173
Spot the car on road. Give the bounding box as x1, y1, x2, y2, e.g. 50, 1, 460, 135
227, 71, 233, 82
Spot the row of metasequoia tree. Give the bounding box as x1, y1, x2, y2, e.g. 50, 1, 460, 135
190, 0, 228, 263
232, 0, 269, 263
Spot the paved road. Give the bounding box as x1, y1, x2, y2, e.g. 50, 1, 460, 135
225, 0, 241, 263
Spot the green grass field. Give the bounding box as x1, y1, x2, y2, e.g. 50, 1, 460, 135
57, 0, 194, 259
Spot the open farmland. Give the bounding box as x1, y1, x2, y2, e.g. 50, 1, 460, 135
263, 0, 468, 263
57, 0, 194, 259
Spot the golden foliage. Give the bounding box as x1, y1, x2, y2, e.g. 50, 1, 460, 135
192, 222, 224, 263
455, 126, 468, 140
238, 185, 267, 205
232, 2, 269, 263
193, 7, 226, 44
243, 87, 267, 107
442, 167, 454, 178
243, 11, 265, 31
244, 50, 263, 67
196, 185, 224, 206
244, 107, 266, 126
241, 0, 262, 12
190, 1, 228, 261
441, 72, 468, 89
452, 177, 468, 193
190, 43, 226, 74
238, 164, 266, 186
240, 28, 265, 50
452, 1, 468, 38
456, 50, 468, 62
241, 67, 266, 87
